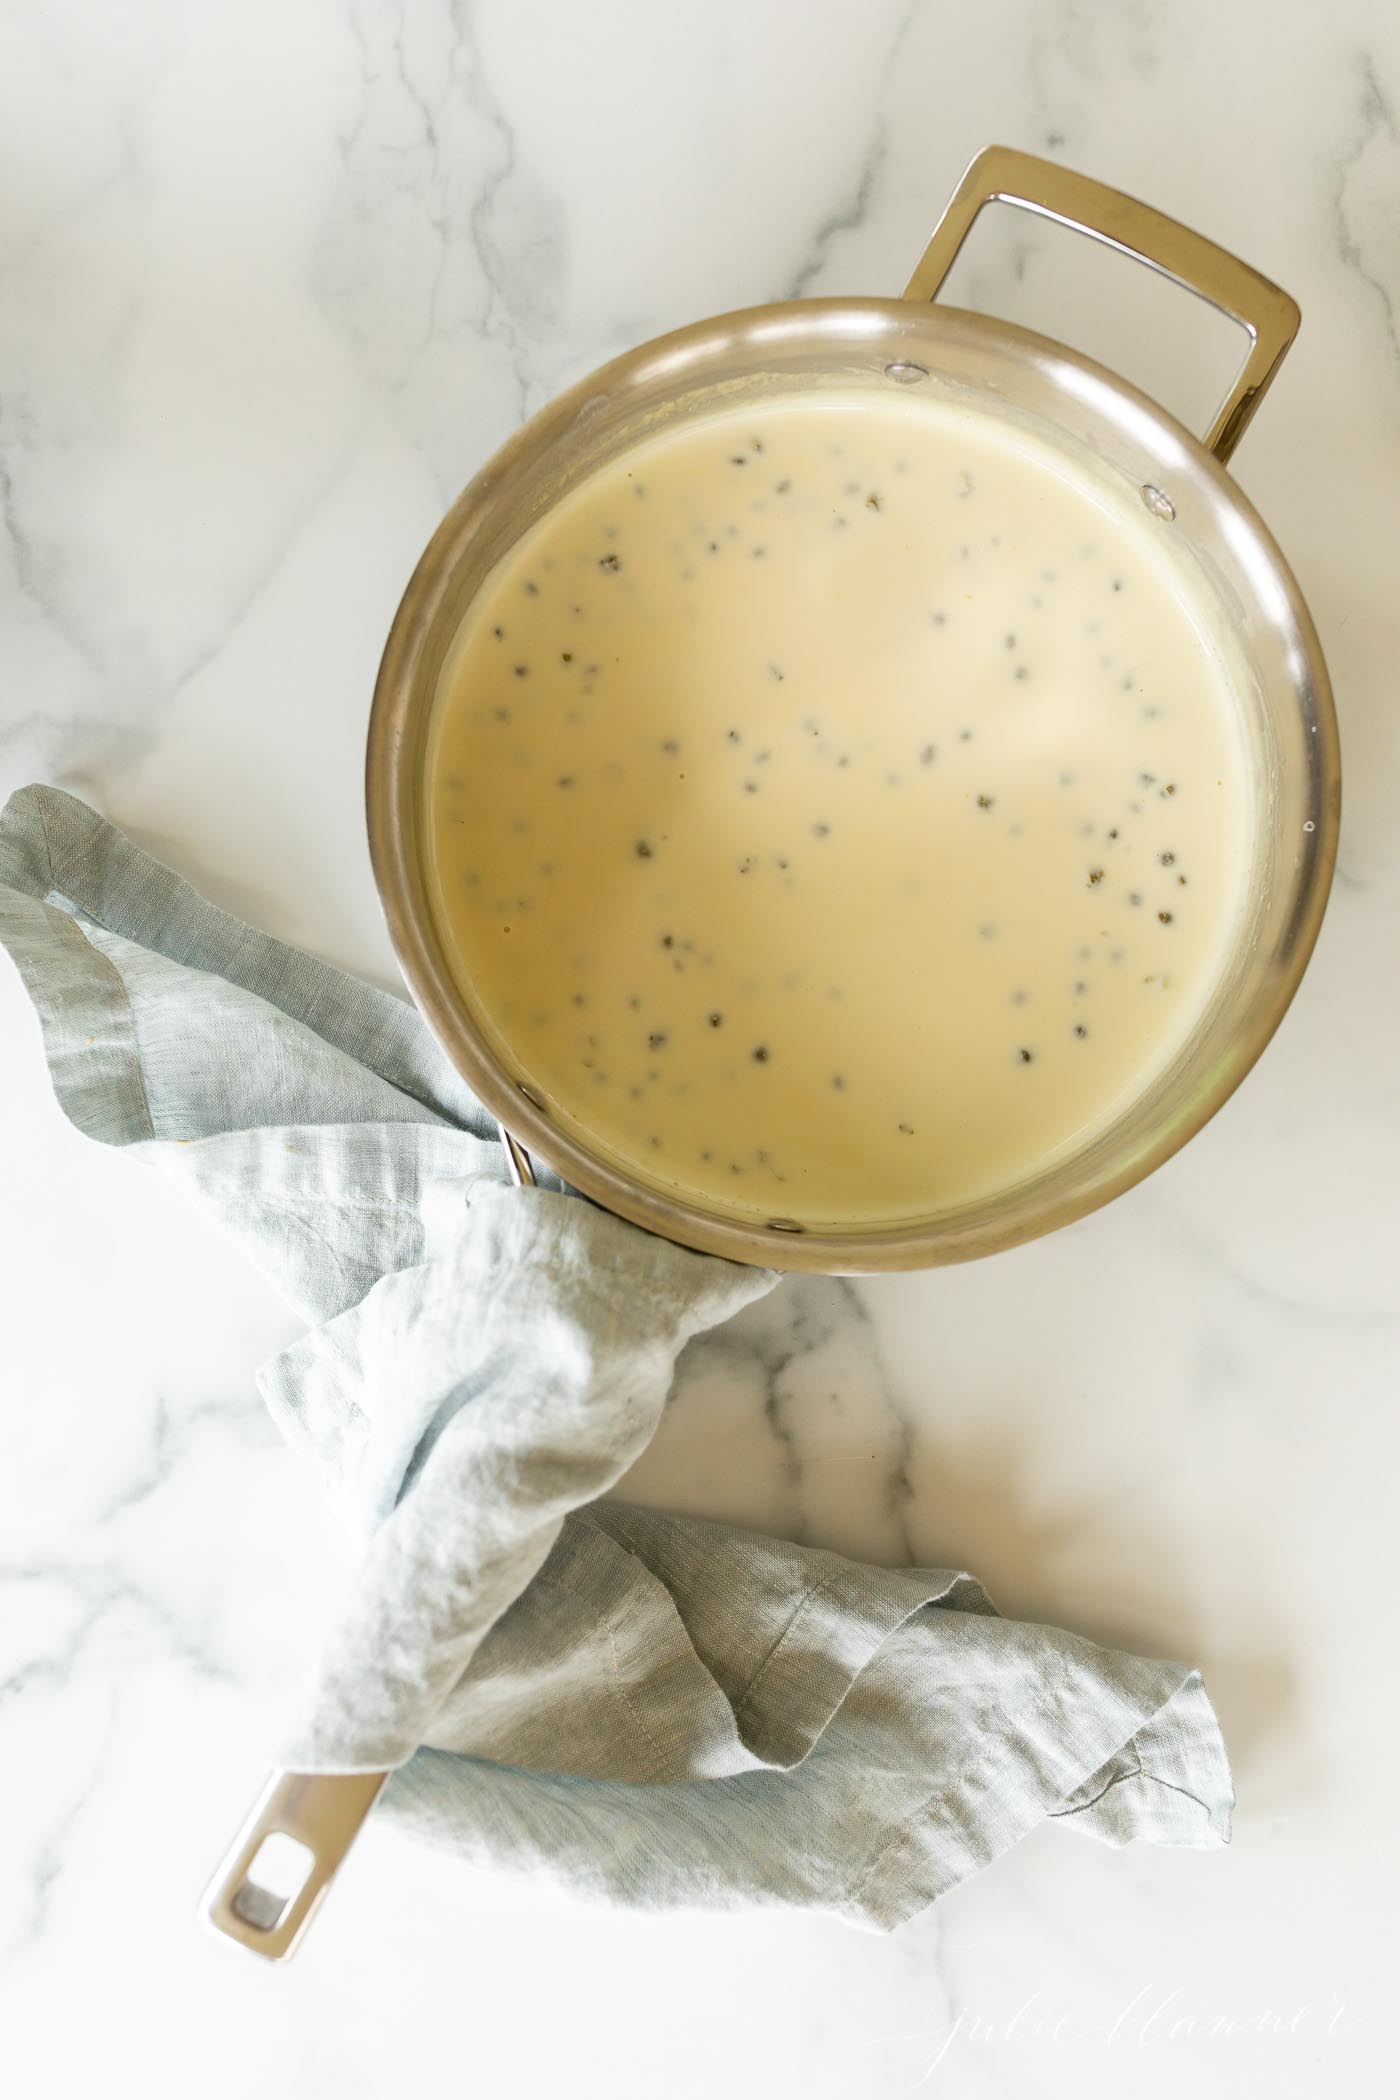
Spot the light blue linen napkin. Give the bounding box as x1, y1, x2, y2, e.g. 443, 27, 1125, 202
0, 784, 1232, 1927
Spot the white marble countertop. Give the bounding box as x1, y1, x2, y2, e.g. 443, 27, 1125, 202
3, 2, 1397, 2093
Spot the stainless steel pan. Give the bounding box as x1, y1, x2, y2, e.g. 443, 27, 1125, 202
203, 145, 1338, 1960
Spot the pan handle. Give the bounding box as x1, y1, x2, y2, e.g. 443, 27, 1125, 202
200, 1125, 536, 1963
200, 1769, 389, 1961
499, 1124, 537, 1188
904, 144, 1299, 466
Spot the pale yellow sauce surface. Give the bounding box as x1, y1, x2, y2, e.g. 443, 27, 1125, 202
427, 393, 1249, 1223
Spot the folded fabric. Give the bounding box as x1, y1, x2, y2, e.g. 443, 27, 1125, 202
0, 784, 1232, 1927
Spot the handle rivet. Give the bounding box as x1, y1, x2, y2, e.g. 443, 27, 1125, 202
1141, 484, 1176, 521
884, 360, 929, 385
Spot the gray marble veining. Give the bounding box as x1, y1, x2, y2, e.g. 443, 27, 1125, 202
1, 2, 1397, 2093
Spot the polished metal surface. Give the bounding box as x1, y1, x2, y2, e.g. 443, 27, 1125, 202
365, 145, 1339, 1274
500, 1125, 536, 1189
905, 145, 1300, 464
200, 1768, 389, 1962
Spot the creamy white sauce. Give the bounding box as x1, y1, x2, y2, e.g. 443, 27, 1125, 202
427, 392, 1249, 1223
